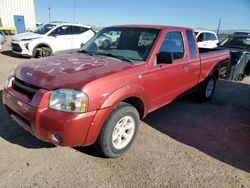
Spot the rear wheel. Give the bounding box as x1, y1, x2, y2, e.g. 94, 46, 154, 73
95, 102, 139, 158
195, 74, 217, 102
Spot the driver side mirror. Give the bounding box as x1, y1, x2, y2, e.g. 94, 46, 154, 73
157, 52, 173, 64
50, 33, 57, 37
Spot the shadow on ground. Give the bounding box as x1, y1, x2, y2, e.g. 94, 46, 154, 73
144, 79, 250, 172
0, 79, 250, 165
0, 50, 30, 59
0, 90, 54, 149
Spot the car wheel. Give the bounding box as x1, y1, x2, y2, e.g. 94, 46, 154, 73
95, 102, 139, 158
87, 43, 97, 53
234, 74, 244, 81
34, 46, 52, 58
102, 39, 111, 49
195, 74, 217, 102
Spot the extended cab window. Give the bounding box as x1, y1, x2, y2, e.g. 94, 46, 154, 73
159, 31, 184, 60
71, 26, 89, 34
186, 30, 197, 58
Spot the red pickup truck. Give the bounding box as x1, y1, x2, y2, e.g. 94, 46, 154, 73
3, 25, 230, 157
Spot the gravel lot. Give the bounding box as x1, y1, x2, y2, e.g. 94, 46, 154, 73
0, 40, 249, 187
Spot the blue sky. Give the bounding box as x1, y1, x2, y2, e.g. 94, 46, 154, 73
35, 0, 250, 30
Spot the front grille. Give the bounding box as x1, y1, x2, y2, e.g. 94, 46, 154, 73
12, 78, 40, 100
11, 43, 22, 52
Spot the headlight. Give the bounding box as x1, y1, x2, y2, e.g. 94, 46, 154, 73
49, 89, 88, 113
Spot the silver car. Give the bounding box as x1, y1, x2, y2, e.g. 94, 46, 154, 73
0, 30, 7, 51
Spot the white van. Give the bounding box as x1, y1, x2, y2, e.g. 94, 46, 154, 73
195, 30, 219, 49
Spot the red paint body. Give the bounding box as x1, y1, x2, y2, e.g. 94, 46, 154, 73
2, 25, 230, 146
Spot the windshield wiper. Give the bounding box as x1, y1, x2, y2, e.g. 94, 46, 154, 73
96, 53, 134, 64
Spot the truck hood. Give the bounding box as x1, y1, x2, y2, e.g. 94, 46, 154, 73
12, 32, 42, 41
13, 53, 132, 90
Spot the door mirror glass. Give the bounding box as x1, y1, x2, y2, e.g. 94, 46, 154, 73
157, 52, 173, 64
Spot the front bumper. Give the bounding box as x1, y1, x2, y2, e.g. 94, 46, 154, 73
2, 87, 97, 147
11, 41, 33, 57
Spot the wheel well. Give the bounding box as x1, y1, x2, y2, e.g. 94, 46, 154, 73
211, 69, 219, 79
244, 61, 250, 76
122, 97, 144, 119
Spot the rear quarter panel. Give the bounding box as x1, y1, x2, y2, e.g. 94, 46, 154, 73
199, 50, 230, 82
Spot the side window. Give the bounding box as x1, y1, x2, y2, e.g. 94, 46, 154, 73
205, 33, 211, 41
52, 26, 71, 35
186, 30, 197, 58
211, 33, 217, 40
71, 26, 89, 35
205, 33, 217, 41
197, 33, 204, 42
159, 31, 184, 60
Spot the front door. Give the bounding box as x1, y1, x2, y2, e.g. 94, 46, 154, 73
49, 25, 73, 54
14, 15, 26, 34
145, 31, 199, 110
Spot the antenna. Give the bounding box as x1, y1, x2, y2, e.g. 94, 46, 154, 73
217, 18, 221, 35
48, 6, 51, 22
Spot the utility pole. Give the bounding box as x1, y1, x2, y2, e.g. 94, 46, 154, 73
217, 18, 221, 35
48, 6, 51, 23
73, 3, 76, 22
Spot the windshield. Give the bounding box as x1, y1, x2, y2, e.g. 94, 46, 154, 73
33, 24, 57, 34
81, 27, 160, 64
220, 35, 250, 49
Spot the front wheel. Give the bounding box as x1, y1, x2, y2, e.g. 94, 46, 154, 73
195, 75, 217, 102
95, 102, 139, 158
34, 46, 52, 58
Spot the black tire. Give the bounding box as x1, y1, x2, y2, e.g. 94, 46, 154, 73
195, 74, 217, 102
87, 43, 97, 53
34, 46, 52, 58
102, 39, 111, 49
95, 102, 140, 158
234, 74, 244, 81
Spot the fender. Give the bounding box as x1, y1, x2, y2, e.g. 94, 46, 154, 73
84, 84, 148, 145
100, 84, 148, 113
209, 61, 221, 77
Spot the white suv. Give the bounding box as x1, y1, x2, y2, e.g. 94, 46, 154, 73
11, 22, 95, 57
195, 30, 219, 49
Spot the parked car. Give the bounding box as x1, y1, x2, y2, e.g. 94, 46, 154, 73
11, 22, 95, 58
231, 31, 250, 36
0, 30, 7, 51
218, 32, 250, 81
94, 31, 121, 49
3, 25, 230, 158
195, 30, 219, 49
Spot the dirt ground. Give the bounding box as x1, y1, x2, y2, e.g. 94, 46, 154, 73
0, 40, 249, 188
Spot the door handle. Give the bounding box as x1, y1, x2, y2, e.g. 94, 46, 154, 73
183, 64, 190, 72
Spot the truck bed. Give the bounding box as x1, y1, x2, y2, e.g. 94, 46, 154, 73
199, 48, 231, 80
